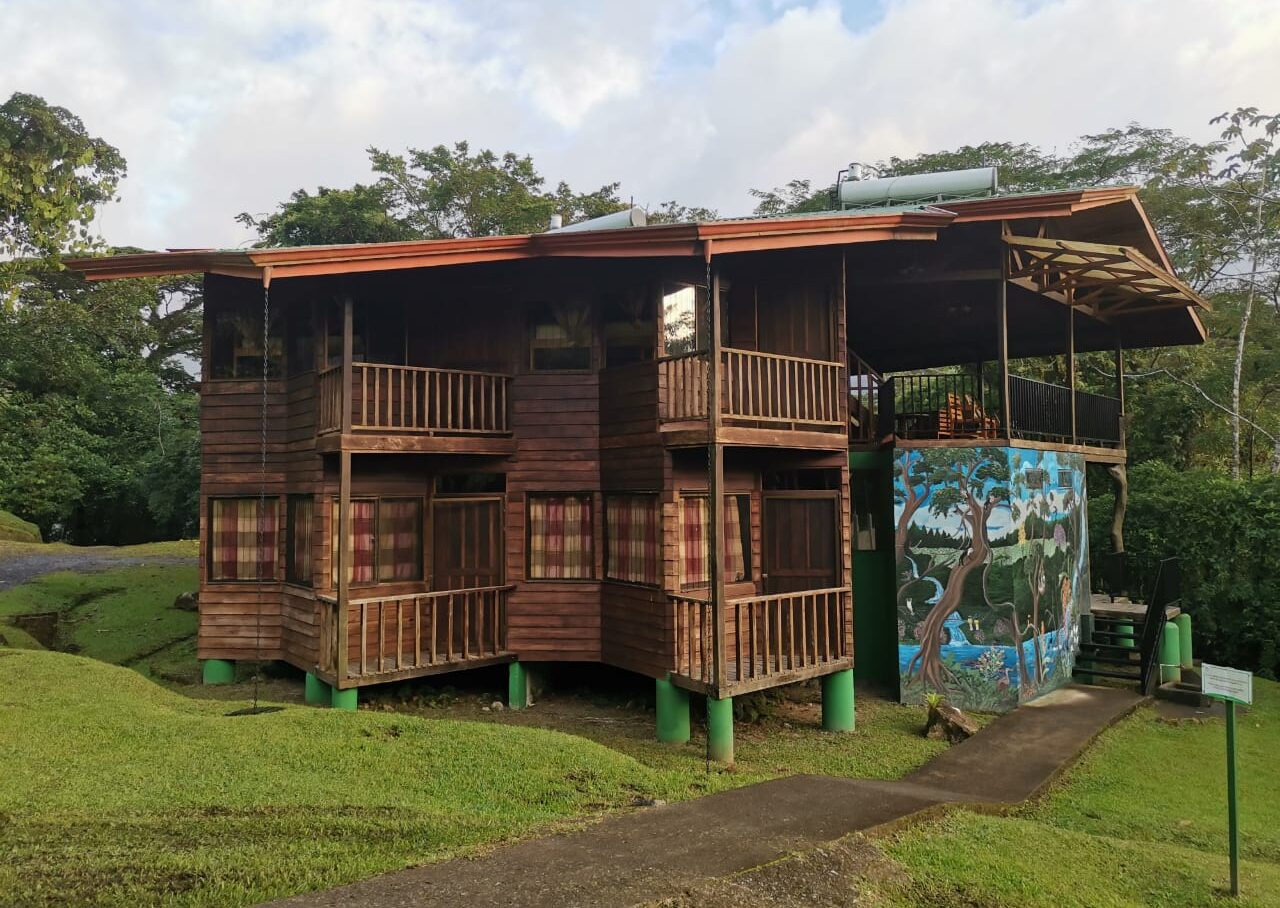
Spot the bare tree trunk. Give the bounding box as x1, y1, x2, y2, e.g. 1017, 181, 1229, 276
1106, 464, 1128, 553
1272, 437, 1280, 475
1234, 173, 1267, 480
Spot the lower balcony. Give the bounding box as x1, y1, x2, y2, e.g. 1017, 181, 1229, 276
316, 585, 515, 688
669, 587, 852, 696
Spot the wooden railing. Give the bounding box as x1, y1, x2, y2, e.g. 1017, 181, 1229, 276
659, 348, 844, 427
318, 585, 511, 681
671, 587, 850, 689
848, 351, 883, 444
316, 363, 511, 435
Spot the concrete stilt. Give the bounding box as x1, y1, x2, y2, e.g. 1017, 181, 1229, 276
821, 669, 855, 732
331, 686, 358, 711
508, 661, 528, 710
1159, 621, 1182, 684
655, 675, 691, 744
1174, 613, 1194, 668
707, 696, 734, 764
201, 659, 235, 685
304, 672, 331, 706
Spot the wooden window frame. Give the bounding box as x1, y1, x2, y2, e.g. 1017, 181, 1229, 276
207, 303, 284, 381
527, 302, 594, 373
525, 492, 597, 582
677, 491, 752, 590
330, 495, 426, 588
603, 492, 662, 587
207, 496, 279, 584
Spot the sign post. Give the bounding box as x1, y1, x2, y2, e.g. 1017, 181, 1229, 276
1201, 663, 1253, 898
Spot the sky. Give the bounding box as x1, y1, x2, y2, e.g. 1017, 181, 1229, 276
4, 0, 1280, 251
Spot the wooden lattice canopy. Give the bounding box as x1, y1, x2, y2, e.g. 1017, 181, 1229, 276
1004, 234, 1210, 320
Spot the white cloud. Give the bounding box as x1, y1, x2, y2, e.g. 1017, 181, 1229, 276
2, 0, 1279, 249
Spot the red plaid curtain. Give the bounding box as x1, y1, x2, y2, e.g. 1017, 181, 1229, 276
605, 495, 659, 585
288, 496, 314, 585
528, 495, 593, 579
378, 499, 422, 581
210, 498, 277, 581
680, 495, 747, 586
332, 499, 376, 585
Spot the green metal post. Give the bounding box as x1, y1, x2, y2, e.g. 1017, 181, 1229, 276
1227, 700, 1240, 897
508, 661, 528, 710
1160, 622, 1182, 685
1175, 613, 1194, 668
202, 659, 235, 685
821, 669, 856, 732
707, 696, 734, 764
304, 672, 330, 706
331, 686, 358, 711
655, 675, 691, 743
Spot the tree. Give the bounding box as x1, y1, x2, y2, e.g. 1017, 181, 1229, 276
647, 200, 718, 224
0, 92, 125, 261
237, 184, 417, 247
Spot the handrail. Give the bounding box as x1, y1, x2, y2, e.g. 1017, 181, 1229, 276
318, 584, 513, 608
318, 361, 511, 435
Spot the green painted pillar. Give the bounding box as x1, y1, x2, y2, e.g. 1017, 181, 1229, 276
1174, 613, 1193, 668
508, 661, 528, 710
1159, 621, 1182, 685
707, 696, 734, 764
331, 686, 358, 711
655, 675, 691, 743
304, 672, 331, 706
201, 659, 235, 685
821, 669, 856, 732
1116, 619, 1136, 650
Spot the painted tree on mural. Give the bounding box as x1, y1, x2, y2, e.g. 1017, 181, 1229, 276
901, 447, 1010, 692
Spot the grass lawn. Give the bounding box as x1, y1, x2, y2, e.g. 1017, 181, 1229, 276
871, 678, 1280, 907
0, 563, 199, 680
0, 537, 198, 561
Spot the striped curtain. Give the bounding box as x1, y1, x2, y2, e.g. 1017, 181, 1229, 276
528, 495, 593, 579
210, 498, 277, 581
331, 500, 376, 585
679, 495, 747, 586
605, 495, 659, 585
378, 499, 422, 581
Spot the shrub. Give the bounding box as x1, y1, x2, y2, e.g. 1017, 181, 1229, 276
1089, 462, 1280, 679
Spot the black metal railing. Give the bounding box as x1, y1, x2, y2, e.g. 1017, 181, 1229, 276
1137, 558, 1181, 694
890, 372, 995, 440
1075, 388, 1123, 446
1008, 375, 1072, 442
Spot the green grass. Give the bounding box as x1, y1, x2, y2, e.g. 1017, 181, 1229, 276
874, 678, 1280, 907
0, 537, 198, 561
0, 509, 41, 543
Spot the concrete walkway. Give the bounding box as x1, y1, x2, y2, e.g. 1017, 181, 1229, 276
267, 684, 1142, 908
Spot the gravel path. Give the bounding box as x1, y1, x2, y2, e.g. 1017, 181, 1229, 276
0, 551, 195, 589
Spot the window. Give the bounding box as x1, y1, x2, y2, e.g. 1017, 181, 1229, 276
378, 499, 423, 582
603, 291, 655, 367
331, 499, 376, 585
210, 305, 283, 379
605, 495, 660, 585
530, 302, 592, 370
850, 476, 878, 552
330, 498, 423, 585
680, 494, 751, 587
662, 284, 698, 356
286, 308, 315, 376
528, 494, 594, 579
436, 472, 506, 495
209, 498, 278, 581
286, 495, 315, 585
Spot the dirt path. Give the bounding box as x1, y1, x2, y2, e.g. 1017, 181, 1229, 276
0, 551, 194, 589
267, 685, 1144, 908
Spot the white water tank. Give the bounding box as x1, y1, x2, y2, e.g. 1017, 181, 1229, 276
839, 167, 998, 207
547, 206, 648, 233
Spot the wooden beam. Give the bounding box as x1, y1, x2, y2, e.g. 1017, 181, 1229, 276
337, 449, 351, 683
341, 297, 354, 435
997, 225, 1012, 434
707, 260, 727, 699
1067, 306, 1077, 443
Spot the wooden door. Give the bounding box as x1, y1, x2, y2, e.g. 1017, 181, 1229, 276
432, 498, 503, 590
763, 495, 838, 594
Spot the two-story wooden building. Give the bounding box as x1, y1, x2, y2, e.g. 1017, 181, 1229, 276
69, 170, 1206, 761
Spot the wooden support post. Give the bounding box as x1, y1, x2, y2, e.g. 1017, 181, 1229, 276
1067, 307, 1077, 443
997, 231, 1012, 436
708, 256, 727, 699
336, 297, 354, 686
341, 298, 354, 435
1115, 338, 1126, 447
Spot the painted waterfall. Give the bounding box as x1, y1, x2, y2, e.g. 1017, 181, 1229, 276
893, 446, 1089, 711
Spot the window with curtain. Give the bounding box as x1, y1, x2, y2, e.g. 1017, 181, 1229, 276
680, 494, 750, 587
377, 498, 423, 581
528, 494, 594, 579
529, 302, 591, 370
331, 499, 376, 585
605, 495, 660, 585
210, 305, 284, 379
285, 495, 314, 585
209, 498, 278, 581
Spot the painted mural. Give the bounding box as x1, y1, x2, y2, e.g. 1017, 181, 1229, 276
893, 446, 1089, 712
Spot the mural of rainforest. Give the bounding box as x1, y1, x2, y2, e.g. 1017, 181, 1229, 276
894, 446, 1089, 712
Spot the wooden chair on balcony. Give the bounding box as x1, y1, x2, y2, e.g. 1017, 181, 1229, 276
936, 393, 1000, 439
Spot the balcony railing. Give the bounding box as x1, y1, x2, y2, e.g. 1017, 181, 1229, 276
317, 363, 511, 436
659, 348, 845, 428
671, 587, 850, 690
318, 585, 512, 682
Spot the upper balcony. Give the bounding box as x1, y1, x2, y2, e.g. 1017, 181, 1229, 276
657, 348, 848, 450
316, 362, 515, 455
